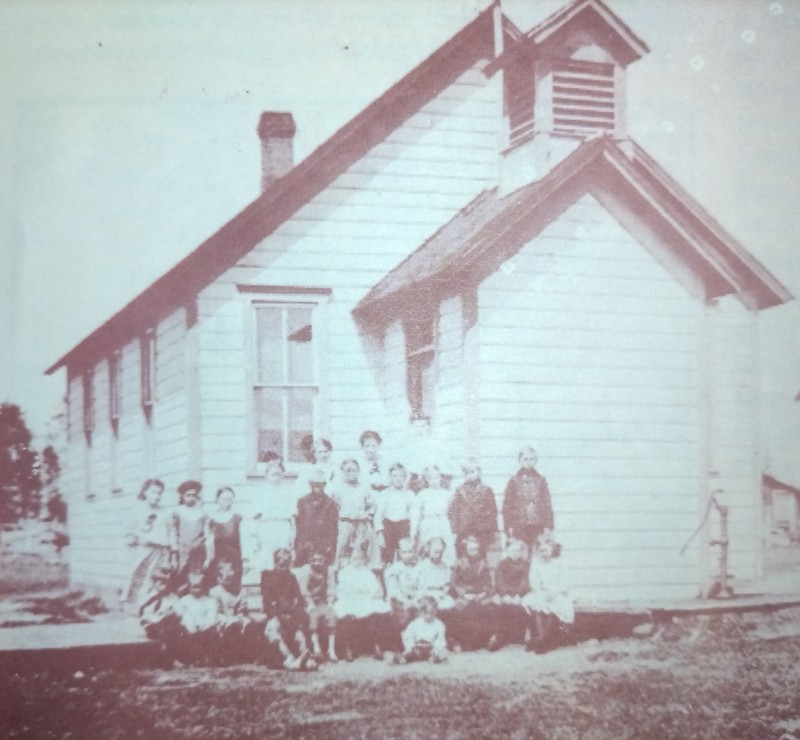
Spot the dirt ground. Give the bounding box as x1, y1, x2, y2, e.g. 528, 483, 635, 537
3, 607, 800, 739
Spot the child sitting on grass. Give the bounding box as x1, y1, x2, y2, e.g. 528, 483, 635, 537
150, 572, 220, 667
447, 535, 495, 651
334, 544, 391, 661
490, 538, 531, 650
522, 532, 574, 653
261, 548, 315, 670
396, 595, 447, 664
416, 536, 454, 609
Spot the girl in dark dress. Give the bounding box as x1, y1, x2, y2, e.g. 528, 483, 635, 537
169, 480, 211, 587
208, 486, 243, 593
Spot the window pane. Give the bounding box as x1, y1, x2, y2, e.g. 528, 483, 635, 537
255, 388, 284, 462
287, 387, 315, 463
256, 306, 283, 384
286, 305, 314, 384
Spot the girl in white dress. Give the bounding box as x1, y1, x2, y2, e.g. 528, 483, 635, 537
522, 532, 574, 652
125, 479, 170, 610
411, 465, 456, 565
241, 461, 297, 579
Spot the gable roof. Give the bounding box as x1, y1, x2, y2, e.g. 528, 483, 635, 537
354, 135, 792, 319
527, 0, 648, 65
46, 5, 502, 375
763, 473, 800, 498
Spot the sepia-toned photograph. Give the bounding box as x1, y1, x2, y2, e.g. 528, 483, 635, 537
1, 0, 799, 737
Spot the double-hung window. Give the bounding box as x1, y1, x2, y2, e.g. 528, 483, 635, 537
253, 297, 322, 465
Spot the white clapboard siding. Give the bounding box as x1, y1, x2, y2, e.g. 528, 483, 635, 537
477, 194, 701, 597
195, 63, 500, 486
434, 294, 468, 454
706, 295, 761, 582
67, 306, 196, 595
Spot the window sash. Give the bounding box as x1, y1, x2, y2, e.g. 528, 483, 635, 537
405, 313, 438, 421
109, 351, 121, 422
140, 330, 156, 409
82, 369, 94, 434
252, 299, 321, 466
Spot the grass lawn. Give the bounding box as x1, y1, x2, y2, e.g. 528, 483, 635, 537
0, 524, 68, 596
3, 609, 800, 739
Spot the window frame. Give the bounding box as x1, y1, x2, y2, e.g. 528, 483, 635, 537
404, 309, 439, 423
82, 367, 94, 438
243, 288, 329, 473
109, 349, 122, 425
140, 328, 156, 415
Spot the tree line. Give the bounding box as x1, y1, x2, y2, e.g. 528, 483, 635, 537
0, 402, 64, 524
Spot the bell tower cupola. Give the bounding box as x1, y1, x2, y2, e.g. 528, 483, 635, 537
499, 0, 649, 192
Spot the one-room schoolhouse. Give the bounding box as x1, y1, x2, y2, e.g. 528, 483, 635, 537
47, 0, 793, 605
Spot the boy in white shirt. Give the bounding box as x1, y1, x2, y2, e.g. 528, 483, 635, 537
375, 463, 414, 564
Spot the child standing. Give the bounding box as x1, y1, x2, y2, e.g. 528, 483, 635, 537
411, 465, 456, 565
397, 595, 448, 664
448, 461, 498, 557
208, 487, 243, 593
330, 458, 378, 568
294, 469, 339, 567
311, 438, 337, 485
169, 480, 211, 587
359, 430, 389, 492
126, 478, 170, 610
375, 463, 414, 565
502, 446, 554, 550
294, 551, 339, 662
244, 460, 296, 576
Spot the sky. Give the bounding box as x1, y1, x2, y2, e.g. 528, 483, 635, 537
1, 0, 800, 441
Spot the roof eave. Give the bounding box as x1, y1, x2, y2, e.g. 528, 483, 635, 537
45, 5, 497, 376
356, 136, 792, 320
624, 143, 793, 310
528, 0, 649, 65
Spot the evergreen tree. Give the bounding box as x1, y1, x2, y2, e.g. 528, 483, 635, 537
0, 403, 42, 522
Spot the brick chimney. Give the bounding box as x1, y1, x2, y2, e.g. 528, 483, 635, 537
257, 112, 296, 191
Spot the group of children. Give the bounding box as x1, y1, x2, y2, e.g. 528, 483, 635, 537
125, 432, 572, 670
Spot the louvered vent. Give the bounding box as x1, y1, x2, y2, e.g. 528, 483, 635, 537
552, 59, 615, 136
